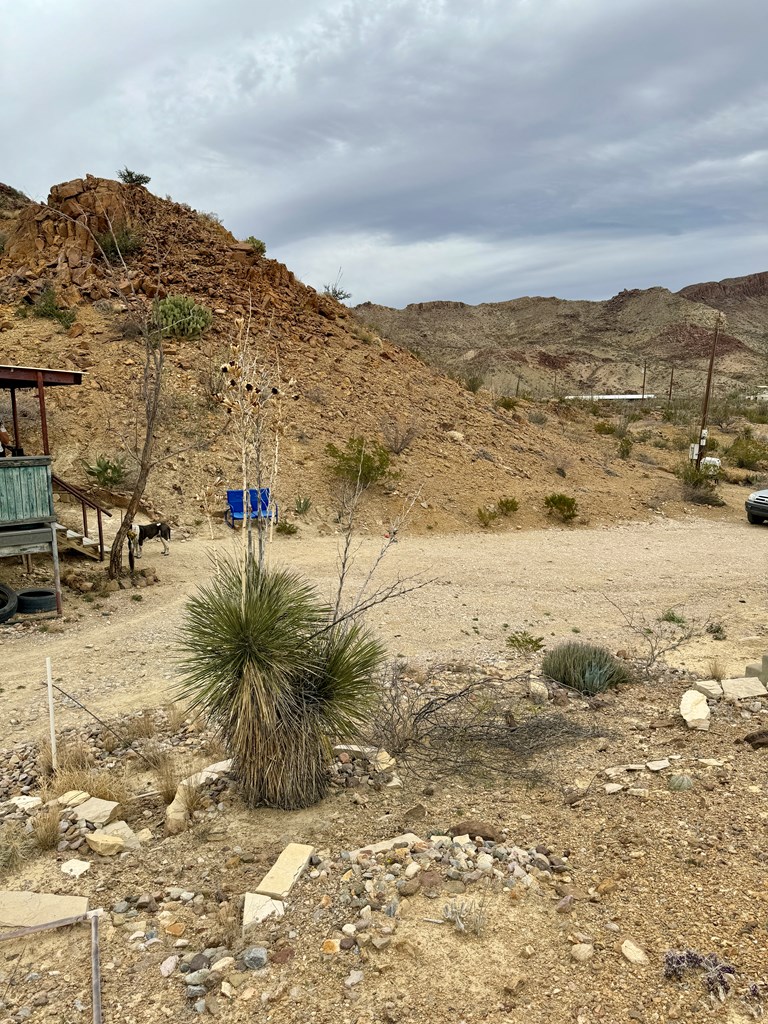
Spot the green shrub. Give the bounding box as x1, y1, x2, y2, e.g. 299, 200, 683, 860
464, 375, 484, 394
477, 506, 498, 528
618, 436, 634, 459
506, 630, 544, 655
30, 285, 76, 329
727, 429, 768, 470
83, 456, 128, 488
326, 436, 393, 489
294, 495, 311, 516
676, 462, 725, 505
544, 492, 579, 522
495, 396, 517, 411
245, 236, 266, 256
542, 641, 633, 694
496, 497, 519, 517
95, 223, 143, 261
659, 608, 686, 626
594, 420, 615, 435
151, 295, 212, 339
276, 520, 298, 536
528, 409, 548, 425
117, 167, 151, 186
746, 406, 768, 425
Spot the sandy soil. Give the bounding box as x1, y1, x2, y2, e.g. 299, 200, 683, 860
1, 516, 765, 746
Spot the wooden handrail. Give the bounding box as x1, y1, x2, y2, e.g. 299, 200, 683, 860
52, 474, 113, 517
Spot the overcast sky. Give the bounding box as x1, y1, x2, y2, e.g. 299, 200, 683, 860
2, 0, 766, 307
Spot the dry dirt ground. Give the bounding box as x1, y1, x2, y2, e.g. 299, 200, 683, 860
2, 519, 768, 1024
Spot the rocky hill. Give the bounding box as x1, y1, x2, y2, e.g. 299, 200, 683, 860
354, 273, 768, 400
0, 176, 744, 536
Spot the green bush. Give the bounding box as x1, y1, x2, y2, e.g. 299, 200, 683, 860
464, 375, 484, 394
542, 641, 633, 694
151, 295, 212, 339
528, 409, 548, 425
326, 436, 393, 489
83, 456, 127, 488
506, 630, 544, 655
496, 497, 519, 517
477, 506, 498, 528
117, 167, 151, 186
178, 556, 384, 809
495, 396, 517, 411
30, 285, 76, 329
95, 223, 143, 261
727, 429, 768, 470
294, 495, 312, 516
676, 462, 725, 506
594, 420, 615, 435
544, 492, 579, 522
618, 436, 634, 459
276, 520, 298, 536
245, 236, 266, 256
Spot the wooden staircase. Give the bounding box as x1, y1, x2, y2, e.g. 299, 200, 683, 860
54, 523, 111, 561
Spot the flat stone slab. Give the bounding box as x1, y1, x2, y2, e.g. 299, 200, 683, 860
242, 893, 285, 934
61, 859, 91, 879
76, 797, 120, 826
57, 790, 90, 808
0, 891, 88, 929
722, 677, 768, 700
7, 796, 42, 813
693, 680, 723, 700
350, 833, 425, 860
86, 831, 124, 856
255, 843, 315, 901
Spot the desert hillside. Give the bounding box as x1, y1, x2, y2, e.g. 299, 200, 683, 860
354, 273, 768, 400
0, 176, 755, 535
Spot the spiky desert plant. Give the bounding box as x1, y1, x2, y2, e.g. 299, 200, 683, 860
177, 555, 384, 809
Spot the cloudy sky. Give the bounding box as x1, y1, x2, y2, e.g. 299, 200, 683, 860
2, 0, 766, 307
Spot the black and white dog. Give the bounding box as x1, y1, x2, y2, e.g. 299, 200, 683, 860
129, 521, 171, 558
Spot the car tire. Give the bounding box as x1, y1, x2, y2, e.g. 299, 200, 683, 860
747, 512, 765, 525
16, 587, 58, 613
0, 584, 18, 624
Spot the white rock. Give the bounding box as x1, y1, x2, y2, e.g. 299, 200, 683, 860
528, 680, 549, 704
60, 859, 90, 879
404, 862, 422, 878
476, 853, 494, 872
645, 759, 670, 771
680, 690, 711, 731
604, 784, 623, 795
8, 796, 42, 813
57, 790, 90, 808
344, 969, 364, 988
621, 939, 649, 965
571, 943, 594, 962
242, 893, 285, 935
76, 797, 121, 826
102, 820, 140, 851
160, 955, 178, 977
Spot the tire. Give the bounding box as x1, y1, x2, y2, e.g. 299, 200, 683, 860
747, 512, 766, 525
16, 587, 57, 613
0, 584, 18, 624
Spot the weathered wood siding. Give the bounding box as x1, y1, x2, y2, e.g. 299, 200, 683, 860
0, 457, 54, 526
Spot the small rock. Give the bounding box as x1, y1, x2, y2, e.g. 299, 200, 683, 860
604, 784, 623, 795
556, 895, 574, 914
621, 939, 650, 965
679, 690, 710, 731
344, 969, 364, 988
242, 946, 268, 970
571, 943, 594, 962
160, 955, 178, 977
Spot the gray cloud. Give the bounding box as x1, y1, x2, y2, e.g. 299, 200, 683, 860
2, 0, 766, 305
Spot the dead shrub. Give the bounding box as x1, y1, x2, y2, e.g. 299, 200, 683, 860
38, 737, 94, 777
30, 806, 61, 851
0, 823, 28, 873
121, 710, 158, 743
155, 758, 181, 805
165, 702, 188, 733
708, 658, 726, 682
380, 415, 421, 455
50, 767, 130, 805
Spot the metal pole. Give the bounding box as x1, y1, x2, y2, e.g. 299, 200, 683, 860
36, 372, 50, 455
91, 913, 103, 1024
641, 361, 647, 402
695, 316, 721, 469
10, 387, 20, 450
46, 656, 58, 771
667, 365, 674, 410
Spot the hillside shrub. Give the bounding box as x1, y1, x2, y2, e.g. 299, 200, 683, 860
477, 506, 498, 528
676, 462, 725, 506
83, 455, 128, 488
95, 223, 143, 261
326, 436, 393, 489
30, 285, 76, 329
117, 167, 151, 186
276, 520, 298, 536
245, 236, 266, 256
618, 436, 633, 459
506, 630, 544, 654
529, 409, 548, 425
464, 375, 484, 394
381, 415, 420, 454
542, 641, 633, 694
178, 556, 385, 809
594, 420, 615, 435
496, 497, 519, 516
152, 295, 212, 339
495, 396, 517, 411
544, 492, 578, 522
727, 429, 768, 470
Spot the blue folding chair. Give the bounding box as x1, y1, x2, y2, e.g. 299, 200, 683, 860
225, 488, 279, 528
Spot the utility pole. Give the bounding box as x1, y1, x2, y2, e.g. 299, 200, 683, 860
694, 315, 721, 469
641, 360, 647, 402
667, 365, 675, 410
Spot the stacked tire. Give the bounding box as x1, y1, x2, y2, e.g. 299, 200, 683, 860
0, 584, 57, 622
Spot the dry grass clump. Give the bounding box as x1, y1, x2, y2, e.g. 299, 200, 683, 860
30, 806, 61, 851
708, 658, 727, 682
37, 736, 94, 777
165, 702, 188, 733
0, 823, 28, 873
155, 758, 182, 805
121, 710, 158, 743
49, 767, 130, 805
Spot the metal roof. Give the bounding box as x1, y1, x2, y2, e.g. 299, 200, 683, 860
0, 365, 84, 388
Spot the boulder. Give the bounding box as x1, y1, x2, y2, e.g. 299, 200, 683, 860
86, 831, 124, 856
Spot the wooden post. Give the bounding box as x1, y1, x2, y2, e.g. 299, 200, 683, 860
97, 509, 104, 561
82, 502, 88, 540
667, 365, 675, 409
36, 372, 50, 455
641, 361, 647, 402
10, 387, 20, 450
46, 657, 58, 771
695, 316, 721, 469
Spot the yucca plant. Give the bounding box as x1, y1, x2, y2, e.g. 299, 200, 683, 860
177, 556, 384, 809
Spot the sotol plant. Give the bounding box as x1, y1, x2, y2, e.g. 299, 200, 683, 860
178, 556, 385, 809
542, 641, 633, 694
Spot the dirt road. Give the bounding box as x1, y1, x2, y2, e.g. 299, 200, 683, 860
1, 517, 765, 745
